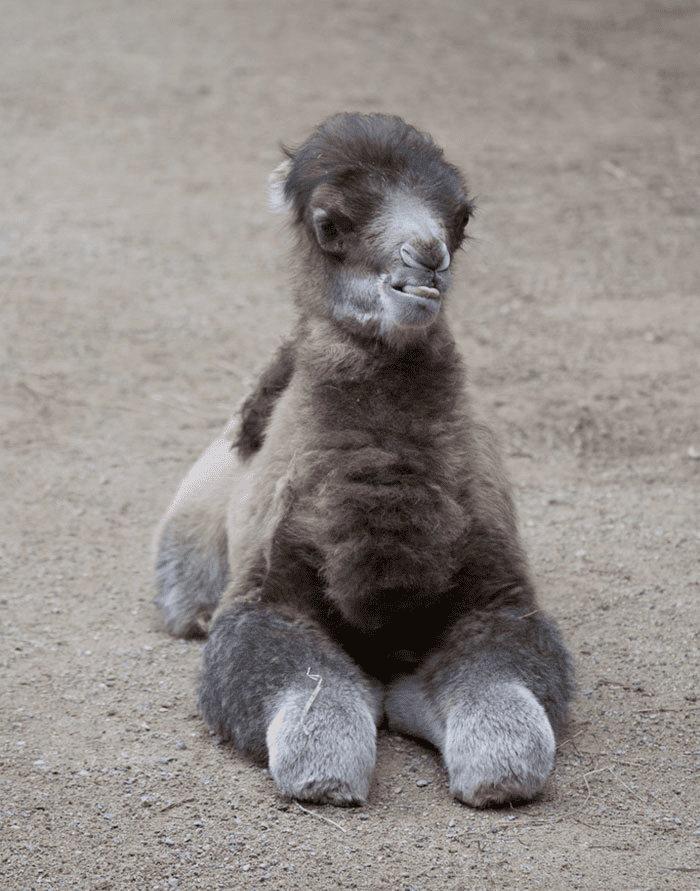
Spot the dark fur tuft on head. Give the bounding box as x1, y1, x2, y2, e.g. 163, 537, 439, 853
281, 113, 472, 237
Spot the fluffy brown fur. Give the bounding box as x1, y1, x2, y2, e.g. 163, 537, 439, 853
154, 113, 573, 807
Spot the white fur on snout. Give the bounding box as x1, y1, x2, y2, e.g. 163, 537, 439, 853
444, 682, 556, 808
378, 190, 447, 251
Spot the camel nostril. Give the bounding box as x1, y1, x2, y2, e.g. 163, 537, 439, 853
436, 242, 451, 272
400, 240, 451, 272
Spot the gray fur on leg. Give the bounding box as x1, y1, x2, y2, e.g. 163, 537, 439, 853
267, 676, 379, 806
199, 603, 382, 805
154, 521, 229, 638
444, 682, 556, 808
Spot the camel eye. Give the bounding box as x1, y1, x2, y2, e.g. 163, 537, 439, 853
452, 204, 473, 246
312, 208, 353, 255
319, 217, 339, 242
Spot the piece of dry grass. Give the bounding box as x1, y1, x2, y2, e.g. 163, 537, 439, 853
297, 803, 346, 833
301, 668, 323, 737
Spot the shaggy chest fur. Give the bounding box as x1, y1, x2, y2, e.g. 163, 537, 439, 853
257, 334, 474, 631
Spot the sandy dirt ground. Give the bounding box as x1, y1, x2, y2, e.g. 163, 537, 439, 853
1, 1, 699, 888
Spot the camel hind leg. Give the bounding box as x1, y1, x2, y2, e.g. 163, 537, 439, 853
154, 435, 239, 638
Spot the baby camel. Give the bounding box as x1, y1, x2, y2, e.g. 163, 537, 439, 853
154, 113, 573, 807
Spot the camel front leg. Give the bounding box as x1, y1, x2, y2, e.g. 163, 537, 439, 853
385, 607, 573, 807
200, 601, 383, 806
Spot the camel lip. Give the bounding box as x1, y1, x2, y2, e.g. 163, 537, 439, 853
383, 272, 442, 303
398, 284, 441, 301
378, 277, 442, 329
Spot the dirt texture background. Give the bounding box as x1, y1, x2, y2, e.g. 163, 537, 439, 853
2, 1, 699, 889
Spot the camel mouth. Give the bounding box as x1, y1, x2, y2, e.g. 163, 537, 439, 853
399, 284, 441, 301
382, 276, 441, 303
378, 277, 442, 330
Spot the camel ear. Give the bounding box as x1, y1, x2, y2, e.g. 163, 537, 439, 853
268, 159, 293, 213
